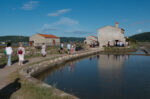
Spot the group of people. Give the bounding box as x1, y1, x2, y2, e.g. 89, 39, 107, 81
89, 41, 99, 48
5, 42, 47, 67
116, 41, 129, 47
67, 43, 76, 54
107, 41, 129, 47
4, 42, 78, 67
59, 42, 76, 54
5, 42, 25, 66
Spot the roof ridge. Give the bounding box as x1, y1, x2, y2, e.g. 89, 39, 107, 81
38, 33, 59, 38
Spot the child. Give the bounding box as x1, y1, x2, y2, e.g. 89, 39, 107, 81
5, 43, 13, 66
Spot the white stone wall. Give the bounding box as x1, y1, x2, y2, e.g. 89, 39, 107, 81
98, 26, 125, 47
45, 38, 60, 46
30, 34, 45, 46
30, 34, 60, 46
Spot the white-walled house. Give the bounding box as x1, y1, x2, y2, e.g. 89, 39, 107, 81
29, 33, 60, 46
84, 36, 98, 45
98, 22, 126, 47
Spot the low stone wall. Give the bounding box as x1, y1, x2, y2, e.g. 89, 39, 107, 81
140, 47, 150, 54
19, 49, 101, 99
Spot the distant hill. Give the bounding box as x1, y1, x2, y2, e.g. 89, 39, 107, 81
0, 36, 85, 43
0, 36, 29, 43
60, 37, 85, 43
130, 32, 150, 42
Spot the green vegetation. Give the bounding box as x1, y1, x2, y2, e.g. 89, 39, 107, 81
0, 36, 29, 43
104, 43, 138, 52
60, 37, 85, 43
7, 72, 70, 99
130, 32, 150, 42
104, 47, 136, 52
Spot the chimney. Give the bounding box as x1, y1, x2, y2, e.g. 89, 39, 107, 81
115, 22, 119, 28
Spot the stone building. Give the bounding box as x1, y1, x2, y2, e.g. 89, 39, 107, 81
84, 36, 98, 45
98, 22, 126, 47
29, 33, 60, 46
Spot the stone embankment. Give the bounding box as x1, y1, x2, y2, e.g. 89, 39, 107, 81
19, 49, 101, 99
140, 47, 150, 54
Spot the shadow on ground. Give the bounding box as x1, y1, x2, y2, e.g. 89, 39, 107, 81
0, 78, 21, 99
23, 60, 29, 64
0, 63, 7, 69
0, 60, 29, 69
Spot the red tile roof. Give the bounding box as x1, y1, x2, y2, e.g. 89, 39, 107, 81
38, 33, 59, 39
90, 36, 97, 38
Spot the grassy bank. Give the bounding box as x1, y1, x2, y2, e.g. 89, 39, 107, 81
104, 43, 138, 52
1, 71, 71, 99
0, 55, 75, 99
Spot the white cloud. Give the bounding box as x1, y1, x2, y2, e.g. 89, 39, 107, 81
40, 24, 59, 33
39, 17, 79, 33
54, 17, 78, 26
138, 29, 142, 33
128, 20, 150, 27
22, 1, 39, 10
48, 8, 71, 16
65, 30, 91, 35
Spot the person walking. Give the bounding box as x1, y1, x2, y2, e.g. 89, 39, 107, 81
18, 43, 25, 66
5, 43, 13, 66
41, 43, 46, 57
67, 43, 71, 54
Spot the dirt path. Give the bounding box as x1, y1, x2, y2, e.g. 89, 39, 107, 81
0, 54, 66, 89
0, 48, 98, 90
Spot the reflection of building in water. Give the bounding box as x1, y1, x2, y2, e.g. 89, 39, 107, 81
97, 54, 128, 98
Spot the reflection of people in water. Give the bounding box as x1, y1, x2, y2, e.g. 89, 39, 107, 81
70, 62, 76, 73
0, 78, 21, 99
89, 57, 92, 61
97, 55, 100, 59
60, 67, 64, 76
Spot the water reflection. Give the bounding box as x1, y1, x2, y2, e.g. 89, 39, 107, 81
97, 54, 128, 98
36, 54, 150, 99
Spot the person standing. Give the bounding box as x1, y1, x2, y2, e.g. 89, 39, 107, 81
5, 43, 13, 66
120, 41, 123, 47
67, 43, 71, 54
70, 44, 74, 54
18, 43, 25, 66
73, 43, 76, 53
60, 42, 64, 54
41, 43, 46, 57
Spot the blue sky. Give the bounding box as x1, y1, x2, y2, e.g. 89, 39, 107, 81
0, 0, 150, 37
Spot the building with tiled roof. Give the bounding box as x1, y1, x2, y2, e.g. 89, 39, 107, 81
84, 35, 98, 45
29, 33, 60, 46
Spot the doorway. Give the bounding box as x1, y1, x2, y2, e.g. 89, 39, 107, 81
53, 40, 55, 45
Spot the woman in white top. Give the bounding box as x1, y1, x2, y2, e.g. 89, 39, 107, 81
5, 43, 13, 66
18, 43, 25, 66
41, 43, 46, 57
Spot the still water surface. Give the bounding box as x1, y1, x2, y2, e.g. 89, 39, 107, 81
36, 54, 150, 99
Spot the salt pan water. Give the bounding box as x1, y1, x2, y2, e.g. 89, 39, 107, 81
36, 54, 150, 99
